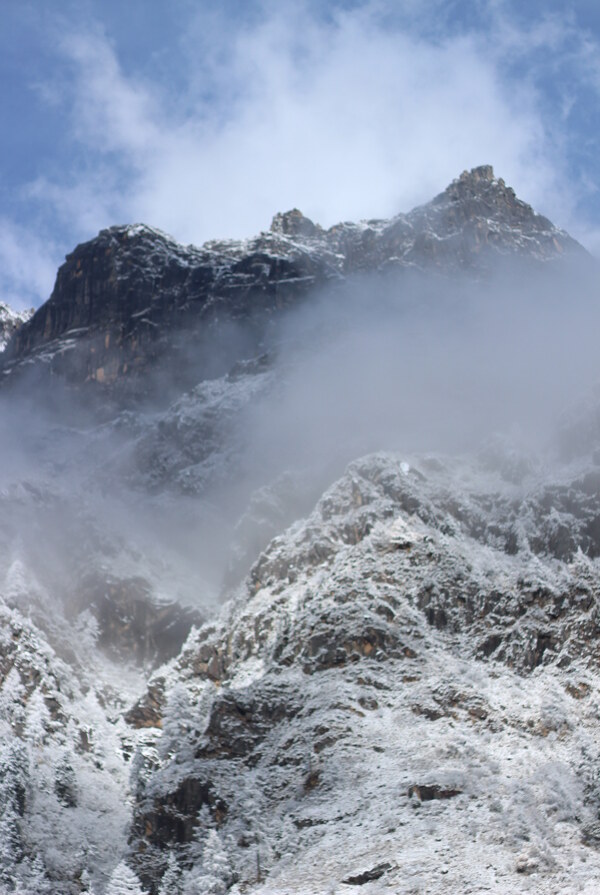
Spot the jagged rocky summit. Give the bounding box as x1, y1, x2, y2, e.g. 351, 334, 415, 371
1, 167, 600, 895
0, 165, 583, 404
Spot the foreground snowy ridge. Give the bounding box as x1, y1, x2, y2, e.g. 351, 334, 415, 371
6, 435, 600, 893
119, 450, 600, 894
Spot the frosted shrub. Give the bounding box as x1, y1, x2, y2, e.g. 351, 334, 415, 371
105, 861, 147, 894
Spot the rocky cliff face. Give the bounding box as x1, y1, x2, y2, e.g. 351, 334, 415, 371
0, 168, 599, 895
0, 166, 582, 405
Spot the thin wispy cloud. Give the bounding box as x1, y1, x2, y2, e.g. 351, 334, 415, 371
2, 0, 600, 308
37, 7, 556, 235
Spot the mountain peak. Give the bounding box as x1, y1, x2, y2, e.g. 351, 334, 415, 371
270, 208, 320, 237
1, 167, 586, 399
415, 164, 572, 254
461, 163, 495, 182
435, 164, 513, 204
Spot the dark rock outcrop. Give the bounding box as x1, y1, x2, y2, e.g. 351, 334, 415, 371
74, 573, 202, 667
0, 167, 584, 405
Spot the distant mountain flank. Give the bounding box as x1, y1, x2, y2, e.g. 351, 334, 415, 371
0, 166, 584, 404
0, 302, 33, 352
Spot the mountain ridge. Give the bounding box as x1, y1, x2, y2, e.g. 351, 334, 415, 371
0, 165, 584, 406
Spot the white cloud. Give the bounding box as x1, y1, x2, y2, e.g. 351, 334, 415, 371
0, 219, 59, 310
5, 0, 600, 309
48, 7, 558, 236
59, 28, 160, 157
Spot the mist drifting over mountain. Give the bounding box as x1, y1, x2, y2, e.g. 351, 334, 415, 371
1, 168, 600, 894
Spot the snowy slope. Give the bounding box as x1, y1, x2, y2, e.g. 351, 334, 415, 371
122, 446, 600, 894
4, 365, 600, 894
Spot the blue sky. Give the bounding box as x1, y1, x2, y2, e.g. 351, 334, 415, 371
1, 0, 599, 309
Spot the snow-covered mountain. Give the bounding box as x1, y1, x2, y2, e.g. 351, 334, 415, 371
0, 165, 582, 404
0, 303, 33, 352
0, 167, 600, 894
